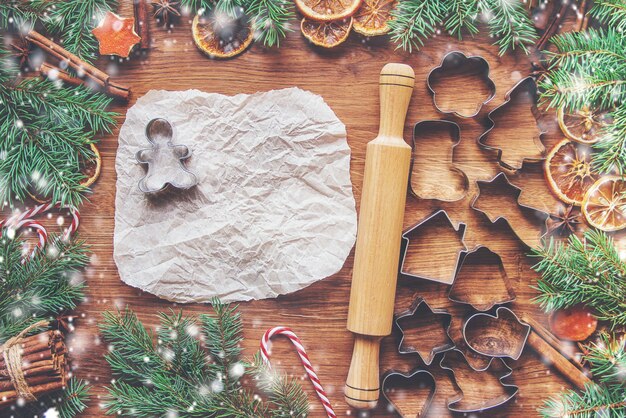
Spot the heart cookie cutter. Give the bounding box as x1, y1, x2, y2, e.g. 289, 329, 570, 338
427, 51, 496, 118
477, 76, 546, 170
448, 246, 516, 311
400, 210, 468, 285
463, 306, 531, 361
410, 120, 469, 202
395, 298, 455, 365
471, 172, 550, 248
381, 369, 437, 417
440, 349, 519, 413
136, 118, 198, 194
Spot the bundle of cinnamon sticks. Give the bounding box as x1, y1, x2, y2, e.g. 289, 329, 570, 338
0, 330, 68, 408
26, 30, 131, 101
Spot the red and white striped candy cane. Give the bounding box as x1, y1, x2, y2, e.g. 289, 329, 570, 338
9, 219, 48, 261
4, 203, 80, 240
260, 326, 336, 418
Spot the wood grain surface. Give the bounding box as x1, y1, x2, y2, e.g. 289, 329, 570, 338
21, 2, 585, 416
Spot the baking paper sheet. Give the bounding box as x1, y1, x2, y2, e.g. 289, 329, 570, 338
114, 88, 357, 303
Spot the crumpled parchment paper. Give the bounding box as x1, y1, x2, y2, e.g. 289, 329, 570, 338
114, 88, 357, 303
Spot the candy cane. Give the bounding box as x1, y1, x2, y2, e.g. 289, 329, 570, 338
0, 218, 48, 261
260, 326, 336, 418
4, 203, 79, 240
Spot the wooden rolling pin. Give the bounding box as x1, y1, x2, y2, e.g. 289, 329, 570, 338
345, 63, 415, 409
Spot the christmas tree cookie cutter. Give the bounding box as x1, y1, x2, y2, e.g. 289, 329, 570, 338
427, 51, 496, 118
477, 77, 546, 170
400, 210, 468, 285
448, 246, 516, 311
470, 172, 550, 248
440, 349, 519, 413
135, 118, 198, 194
394, 298, 455, 365
463, 306, 531, 361
381, 369, 437, 417
410, 120, 469, 202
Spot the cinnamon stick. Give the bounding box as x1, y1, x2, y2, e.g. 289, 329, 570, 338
40, 62, 131, 100
0, 381, 66, 407
134, 0, 150, 49
520, 314, 584, 370
527, 330, 591, 390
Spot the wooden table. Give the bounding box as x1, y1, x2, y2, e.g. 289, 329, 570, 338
70, 2, 575, 416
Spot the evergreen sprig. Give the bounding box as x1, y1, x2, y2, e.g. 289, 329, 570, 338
0, 0, 118, 63
0, 46, 117, 207
389, 0, 538, 55
530, 230, 626, 329
590, 0, 626, 34
540, 382, 626, 418
584, 333, 626, 386
101, 300, 310, 417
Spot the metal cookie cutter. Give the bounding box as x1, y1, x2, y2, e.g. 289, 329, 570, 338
440, 349, 519, 413
463, 306, 531, 361
471, 172, 550, 248
427, 51, 496, 118
400, 210, 468, 285
381, 369, 437, 418
410, 120, 469, 202
395, 298, 455, 365
477, 77, 546, 170
448, 246, 516, 311
136, 118, 198, 194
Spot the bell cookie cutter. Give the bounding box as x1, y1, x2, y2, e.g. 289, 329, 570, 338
427, 51, 496, 118
471, 172, 550, 248
381, 369, 437, 418
400, 210, 468, 285
440, 349, 519, 413
410, 120, 469, 202
448, 246, 516, 311
463, 306, 531, 361
136, 118, 198, 194
395, 298, 455, 365
477, 76, 546, 170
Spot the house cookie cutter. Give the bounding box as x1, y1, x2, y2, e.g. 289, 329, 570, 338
427, 51, 496, 118
477, 76, 546, 170
400, 210, 468, 285
470, 172, 550, 248
448, 246, 516, 311
440, 349, 519, 413
136, 118, 198, 194
410, 120, 469, 202
395, 298, 455, 365
463, 306, 531, 361
381, 369, 437, 417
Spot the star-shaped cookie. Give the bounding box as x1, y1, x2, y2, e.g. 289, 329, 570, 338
92, 12, 141, 58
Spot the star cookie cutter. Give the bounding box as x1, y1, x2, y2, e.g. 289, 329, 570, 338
477, 76, 546, 170
410, 120, 469, 202
448, 246, 516, 311
463, 306, 531, 361
400, 210, 468, 285
395, 298, 455, 365
440, 349, 519, 413
381, 369, 437, 418
470, 172, 550, 248
427, 51, 496, 118
136, 118, 198, 194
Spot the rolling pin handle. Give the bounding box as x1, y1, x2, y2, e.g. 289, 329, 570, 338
344, 334, 381, 409
378, 63, 415, 139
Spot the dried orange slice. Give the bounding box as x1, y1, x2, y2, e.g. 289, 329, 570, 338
557, 106, 612, 144
545, 139, 599, 205
301, 17, 352, 48
582, 175, 626, 231
295, 0, 362, 21
192, 14, 253, 59
80, 143, 102, 188
353, 0, 396, 36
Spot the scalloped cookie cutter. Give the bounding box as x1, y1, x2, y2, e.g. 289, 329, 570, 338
381, 369, 437, 417
471, 172, 550, 248
427, 51, 496, 118
395, 298, 455, 365
477, 76, 546, 170
136, 118, 198, 194
400, 210, 468, 285
463, 306, 531, 361
410, 120, 469, 202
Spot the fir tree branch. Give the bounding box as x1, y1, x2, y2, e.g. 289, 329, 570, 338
540, 382, 626, 417
444, 0, 479, 39
584, 333, 626, 385
248, 0, 294, 47
389, 0, 448, 53
479, 0, 538, 55
590, 0, 626, 34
